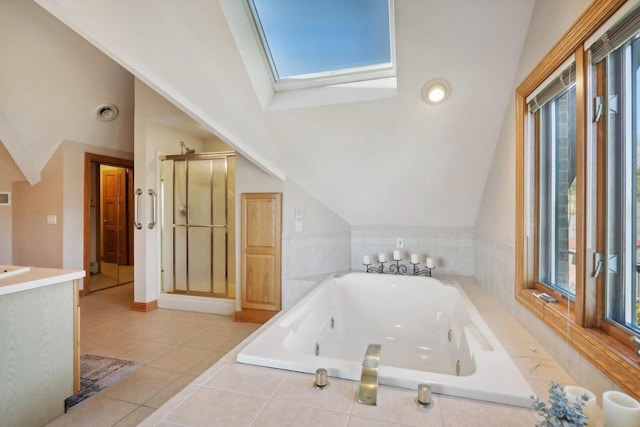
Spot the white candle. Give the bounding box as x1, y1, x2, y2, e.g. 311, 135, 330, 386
564, 386, 597, 425
363, 255, 371, 265
426, 257, 435, 269
411, 253, 419, 264
378, 253, 386, 263
393, 250, 402, 261
603, 390, 640, 427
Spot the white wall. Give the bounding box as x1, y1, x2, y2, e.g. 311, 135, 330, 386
136, 79, 352, 311
474, 0, 620, 401
281, 180, 351, 308
475, 0, 592, 243
35, 0, 533, 228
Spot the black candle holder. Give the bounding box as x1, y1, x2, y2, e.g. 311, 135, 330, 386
364, 261, 385, 274
389, 259, 407, 275
411, 262, 435, 277
364, 257, 435, 276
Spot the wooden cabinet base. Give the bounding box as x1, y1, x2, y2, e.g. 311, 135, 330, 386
234, 309, 278, 324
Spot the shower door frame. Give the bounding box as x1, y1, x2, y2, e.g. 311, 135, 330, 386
160, 151, 235, 298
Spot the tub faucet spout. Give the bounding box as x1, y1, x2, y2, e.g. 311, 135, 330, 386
357, 343, 381, 405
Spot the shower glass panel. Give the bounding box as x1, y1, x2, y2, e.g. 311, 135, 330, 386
160, 152, 235, 298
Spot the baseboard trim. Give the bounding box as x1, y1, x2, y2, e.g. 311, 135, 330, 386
131, 300, 158, 312
234, 309, 278, 324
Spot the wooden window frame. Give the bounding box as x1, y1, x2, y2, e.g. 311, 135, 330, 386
516, 0, 639, 400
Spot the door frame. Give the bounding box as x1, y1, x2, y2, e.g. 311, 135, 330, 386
83, 153, 134, 296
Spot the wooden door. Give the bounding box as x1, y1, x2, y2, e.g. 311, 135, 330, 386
241, 193, 282, 312
101, 168, 128, 265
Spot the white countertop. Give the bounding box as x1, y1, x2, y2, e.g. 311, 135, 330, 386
0, 267, 85, 296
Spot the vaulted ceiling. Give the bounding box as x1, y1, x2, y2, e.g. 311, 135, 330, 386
2, 0, 535, 227
0, 0, 134, 184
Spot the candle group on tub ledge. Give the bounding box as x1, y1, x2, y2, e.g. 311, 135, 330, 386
362, 252, 436, 276
560, 385, 640, 427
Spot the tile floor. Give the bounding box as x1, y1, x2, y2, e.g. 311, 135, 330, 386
140, 275, 606, 427
46, 276, 606, 426
46, 283, 260, 427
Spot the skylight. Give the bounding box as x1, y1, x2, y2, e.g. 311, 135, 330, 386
247, 0, 395, 91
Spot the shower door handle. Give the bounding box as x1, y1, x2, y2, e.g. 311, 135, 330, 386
134, 188, 143, 230
148, 189, 157, 229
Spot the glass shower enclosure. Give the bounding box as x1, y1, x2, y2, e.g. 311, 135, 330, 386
160, 152, 235, 298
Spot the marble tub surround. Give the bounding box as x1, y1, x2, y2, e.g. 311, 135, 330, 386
474, 233, 622, 413
351, 226, 474, 276
141, 275, 600, 427
281, 230, 350, 309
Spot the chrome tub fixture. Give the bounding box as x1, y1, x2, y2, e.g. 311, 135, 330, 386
357, 344, 381, 405
415, 383, 434, 408
314, 368, 330, 390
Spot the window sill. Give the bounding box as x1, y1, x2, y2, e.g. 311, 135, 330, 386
516, 289, 640, 401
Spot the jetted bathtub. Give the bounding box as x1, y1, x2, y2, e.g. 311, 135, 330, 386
237, 272, 534, 407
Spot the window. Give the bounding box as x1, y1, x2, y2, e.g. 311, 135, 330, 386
594, 30, 640, 334
516, 1, 640, 401
534, 78, 578, 297
246, 0, 395, 91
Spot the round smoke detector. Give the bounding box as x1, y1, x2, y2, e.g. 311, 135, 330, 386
95, 104, 119, 122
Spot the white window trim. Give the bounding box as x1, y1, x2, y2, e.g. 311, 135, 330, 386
219, 0, 398, 111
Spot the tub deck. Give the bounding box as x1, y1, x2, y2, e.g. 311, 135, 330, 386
140, 275, 579, 426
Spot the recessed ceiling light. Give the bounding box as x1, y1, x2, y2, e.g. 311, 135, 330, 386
95, 104, 119, 122
421, 79, 451, 105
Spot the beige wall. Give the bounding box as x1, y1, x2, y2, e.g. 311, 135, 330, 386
61, 141, 134, 285
10, 140, 133, 280
12, 147, 64, 267
0, 174, 12, 264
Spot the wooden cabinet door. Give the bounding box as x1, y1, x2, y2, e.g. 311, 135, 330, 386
241, 193, 282, 312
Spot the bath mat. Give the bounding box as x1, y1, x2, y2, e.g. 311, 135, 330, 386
64, 354, 143, 411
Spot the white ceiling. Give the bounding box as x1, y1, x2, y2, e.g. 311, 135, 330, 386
5, 0, 535, 227
0, 0, 135, 184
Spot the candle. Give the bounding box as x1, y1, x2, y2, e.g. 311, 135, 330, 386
564, 386, 597, 425
393, 250, 402, 261
603, 390, 640, 427
363, 255, 371, 265
378, 253, 386, 263
411, 253, 419, 264
426, 257, 435, 269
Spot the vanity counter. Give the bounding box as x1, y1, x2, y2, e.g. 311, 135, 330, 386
0, 266, 85, 296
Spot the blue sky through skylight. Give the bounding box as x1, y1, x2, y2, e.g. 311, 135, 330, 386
250, 0, 391, 79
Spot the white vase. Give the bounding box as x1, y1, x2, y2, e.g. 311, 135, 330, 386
564, 385, 597, 425
603, 390, 640, 427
